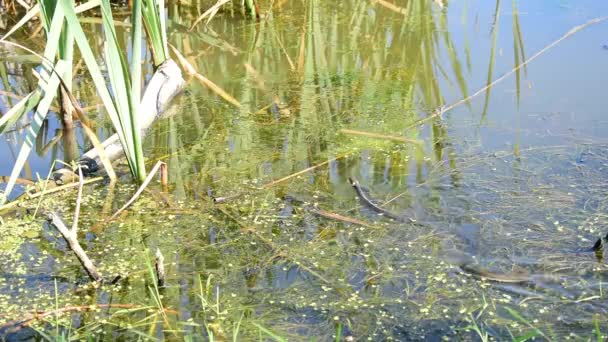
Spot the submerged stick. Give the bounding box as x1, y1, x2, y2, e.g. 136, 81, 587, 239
170, 44, 241, 108
348, 177, 413, 222
263, 154, 348, 189
407, 16, 608, 130
47, 167, 103, 282
48, 212, 102, 282
155, 248, 165, 287
0, 176, 104, 214
310, 208, 373, 228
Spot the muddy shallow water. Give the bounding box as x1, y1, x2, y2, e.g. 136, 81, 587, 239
1, 0, 608, 340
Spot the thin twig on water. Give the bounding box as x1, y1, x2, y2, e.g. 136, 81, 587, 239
406, 16, 608, 130
110, 161, 165, 219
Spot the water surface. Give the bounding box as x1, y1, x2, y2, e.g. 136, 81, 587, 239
1, 0, 608, 340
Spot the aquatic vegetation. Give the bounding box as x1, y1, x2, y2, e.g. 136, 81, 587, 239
0, 0, 179, 205
1, 0, 608, 340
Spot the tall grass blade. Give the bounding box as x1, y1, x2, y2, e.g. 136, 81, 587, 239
1, 1, 66, 204
0, 4, 40, 42
0, 93, 39, 134
130, 0, 146, 179
505, 307, 547, 340
142, 0, 168, 64
1, 61, 66, 205
481, 0, 501, 121
251, 323, 286, 342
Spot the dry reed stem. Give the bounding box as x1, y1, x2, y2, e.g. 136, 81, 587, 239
0, 176, 34, 186
262, 153, 350, 189
340, 129, 423, 145
310, 208, 373, 228
48, 211, 103, 282
110, 161, 165, 219
0, 176, 105, 214
72, 166, 84, 231
169, 44, 242, 108
189, 0, 231, 30
371, 0, 407, 15
0, 303, 178, 332
406, 16, 608, 130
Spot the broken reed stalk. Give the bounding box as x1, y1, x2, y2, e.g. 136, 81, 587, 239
169, 44, 242, 108
310, 208, 373, 228
339, 129, 422, 145
110, 160, 165, 219
48, 170, 102, 282
160, 162, 168, 192
47, 167, 102, 282
0, 176, 104, 214
155, 248, 165, 287
213, 153, 350, 203
189, 0, 231, 29
406, 16, 608, 130
371, 0, 407, 15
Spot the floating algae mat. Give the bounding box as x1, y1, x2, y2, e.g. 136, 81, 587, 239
0, 143, 607, 340
1, 0, 608, 340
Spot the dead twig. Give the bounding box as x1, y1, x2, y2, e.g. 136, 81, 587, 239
213, 153, 351, 203
262, 153, 350, 189
170, 44, 241, 108
48, 168, 102, 282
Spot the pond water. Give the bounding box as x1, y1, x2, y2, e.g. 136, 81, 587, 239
1, 0, 608, 340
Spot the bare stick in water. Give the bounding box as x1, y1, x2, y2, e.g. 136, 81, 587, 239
155, 248, 165, 287
48, 167, 102, 282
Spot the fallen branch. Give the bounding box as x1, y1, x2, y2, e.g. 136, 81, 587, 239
46, 167, 115, 283
49, 213, 100, 283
